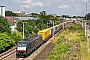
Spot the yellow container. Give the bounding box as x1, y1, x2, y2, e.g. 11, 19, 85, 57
38, 28, 50, 40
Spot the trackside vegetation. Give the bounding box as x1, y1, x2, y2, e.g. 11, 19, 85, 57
0, 16, 22, 53
47, 38, 70, 60
0, 33, 15, 52
0, 16, 11, 33
47, 23, 89, 60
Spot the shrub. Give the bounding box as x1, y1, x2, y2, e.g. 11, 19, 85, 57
0, 33, 15, 51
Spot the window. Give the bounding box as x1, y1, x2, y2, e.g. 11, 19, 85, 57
18, 42, 27, 47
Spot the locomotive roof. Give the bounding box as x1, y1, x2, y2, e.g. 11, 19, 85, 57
18, 34, 41, 43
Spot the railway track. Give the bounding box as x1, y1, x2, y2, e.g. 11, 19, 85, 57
15, 58, 25, 60
66, 42, 80, 60
0, 47, 16, 60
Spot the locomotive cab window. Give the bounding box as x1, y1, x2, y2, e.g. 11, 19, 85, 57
17, 42, 27, 47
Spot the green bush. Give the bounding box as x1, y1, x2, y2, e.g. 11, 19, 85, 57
0, 33, 15, 51
10, 32, 22, 44
71, 53, 77, 57
0, 17, 11, 33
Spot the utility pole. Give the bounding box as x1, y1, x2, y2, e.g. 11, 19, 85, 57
63, 18, 65, 29
85, 2, 89, 53
85, 22, 86, 37
53, 20, 54, 40
81, 10, 83, 27
82, 9, 84, 27
81, 11, 82, 17
47, 21, 48, 28
86, 2, 87, 20
86, 25, 90, 53
23, 21, 27, 39
83, 9, 84, 17
23, 22, 24, 39
85, 2, 87, 37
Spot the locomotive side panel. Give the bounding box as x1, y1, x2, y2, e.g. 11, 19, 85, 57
16, 35, 42, 57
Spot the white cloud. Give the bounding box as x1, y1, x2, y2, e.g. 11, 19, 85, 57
75, 5, 79, 7
14, 0, 44, 8
47, 4, 50, 6
14, 0, 31, 4
58, 5, 69, 9
83, 0, 89, 2
57, 10, 63, 13
32, 2, 44, 7
56, 0, 59, 1
75, 5, 82, 11
76, 8, 82, 11
75, 4, 86, 11
20, 4, 31, 8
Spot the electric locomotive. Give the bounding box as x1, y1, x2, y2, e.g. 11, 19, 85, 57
16, 34, 42, 57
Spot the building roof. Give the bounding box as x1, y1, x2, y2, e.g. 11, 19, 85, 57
6, 17, 39, 26
6, 17, 38, 20
15, 17, 38, 20
7, 17, 13, 20
0, 6, 5, 7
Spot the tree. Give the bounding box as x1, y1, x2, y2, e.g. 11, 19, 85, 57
85, 13, 90, 20
62, 15, 69, 18
72, 16, 77, 18
0, 17, 11, 33
31, 13, 38, 17
10, 32, 21, 44
40, 11, 47, 16
5, 10, 18, 17
39, 11, 51, 26
16, 20, 34, 37
16, 21, 23, 32
24, 22, 33, 37
0, 33, 15, 51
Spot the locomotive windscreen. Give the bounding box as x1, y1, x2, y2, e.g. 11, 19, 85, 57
17, 42, 27, 47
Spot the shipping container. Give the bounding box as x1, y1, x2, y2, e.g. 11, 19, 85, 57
38, 28, 50, 40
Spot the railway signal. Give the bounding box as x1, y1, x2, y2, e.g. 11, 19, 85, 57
14, 20, 16, 23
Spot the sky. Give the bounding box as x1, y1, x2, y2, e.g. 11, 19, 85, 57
0, 0, 90, 16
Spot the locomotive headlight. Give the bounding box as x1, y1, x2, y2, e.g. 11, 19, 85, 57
17, 47, 26, 51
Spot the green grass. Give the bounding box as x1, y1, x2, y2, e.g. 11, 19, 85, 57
47, 23, 89, 60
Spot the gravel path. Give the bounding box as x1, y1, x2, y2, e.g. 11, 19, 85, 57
33, 42, 54, 60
